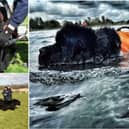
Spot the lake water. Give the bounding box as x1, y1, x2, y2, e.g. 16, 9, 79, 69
0, 73, 28, 86
30, 26, 129, 128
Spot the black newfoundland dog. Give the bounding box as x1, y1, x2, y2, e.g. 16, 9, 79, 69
39, 23, 121, 71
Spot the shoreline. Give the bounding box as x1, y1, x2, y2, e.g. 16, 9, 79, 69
12, 88, 28, 93
30, 24, 129, 32
0, 88, 28, 93
0, 84, 28, 92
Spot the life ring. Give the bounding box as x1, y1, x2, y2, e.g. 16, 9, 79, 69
117, 26, 129, 53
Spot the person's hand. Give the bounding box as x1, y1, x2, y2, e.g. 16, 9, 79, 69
3, 24, 18, 38
3, 24, 8, 31
0, 24, 16, 47
3, 24, 14, 34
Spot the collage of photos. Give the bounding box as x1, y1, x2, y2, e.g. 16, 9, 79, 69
1, 0, 129, 129
0, 74, 28, 129
0, 0, 28, 129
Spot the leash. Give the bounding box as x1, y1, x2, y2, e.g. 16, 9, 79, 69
6, 33, 27, 46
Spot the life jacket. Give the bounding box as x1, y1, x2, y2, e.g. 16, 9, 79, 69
117, 31, 129, 53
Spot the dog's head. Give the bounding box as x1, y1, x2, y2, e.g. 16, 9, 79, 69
55, 23, 97, 62
94, 28, 121, 64
39, 23, 121, 70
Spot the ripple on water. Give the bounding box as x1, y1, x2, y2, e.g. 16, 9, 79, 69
30, 30, 129, 128
30, 65, 129, 128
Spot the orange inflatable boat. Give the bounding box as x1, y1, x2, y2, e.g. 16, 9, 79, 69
117, 31, 129, 53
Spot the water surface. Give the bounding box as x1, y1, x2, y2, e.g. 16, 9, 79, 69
30, 28, 129, 128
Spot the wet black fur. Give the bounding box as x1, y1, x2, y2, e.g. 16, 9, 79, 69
39, 23, 121, 69
0, 99, 20, 111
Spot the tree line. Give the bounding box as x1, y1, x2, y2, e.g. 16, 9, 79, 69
30, 16, 129, 31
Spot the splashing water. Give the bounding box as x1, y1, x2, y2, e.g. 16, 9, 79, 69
30, 29, 129, 128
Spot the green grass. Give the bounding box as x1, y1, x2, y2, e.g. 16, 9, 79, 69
0, 92, 28, 129
22, 17, 28, 26
4, 40, 28, 73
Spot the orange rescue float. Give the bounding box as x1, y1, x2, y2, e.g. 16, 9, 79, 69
117, 31, 129, 53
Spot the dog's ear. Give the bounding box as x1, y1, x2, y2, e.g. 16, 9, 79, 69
96, 28, 121, 57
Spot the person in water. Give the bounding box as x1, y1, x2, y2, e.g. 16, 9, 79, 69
2, 87, 12, 102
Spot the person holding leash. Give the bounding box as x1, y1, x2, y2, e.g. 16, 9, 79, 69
0, 0, 28, 46
2, 87, 12, 101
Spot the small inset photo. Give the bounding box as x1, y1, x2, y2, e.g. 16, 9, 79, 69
0, 73, 28, 129
0, 0, 28, 73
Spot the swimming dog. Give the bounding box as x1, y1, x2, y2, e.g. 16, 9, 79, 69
39, 23, 129, 71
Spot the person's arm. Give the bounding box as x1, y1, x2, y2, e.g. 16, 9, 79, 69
3, 0, 28, 33
9, 0, 28, 30
0, 0, 28, 46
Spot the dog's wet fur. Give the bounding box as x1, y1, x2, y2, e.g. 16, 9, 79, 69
0, 99, 20, 111
39, 23, 121, 70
